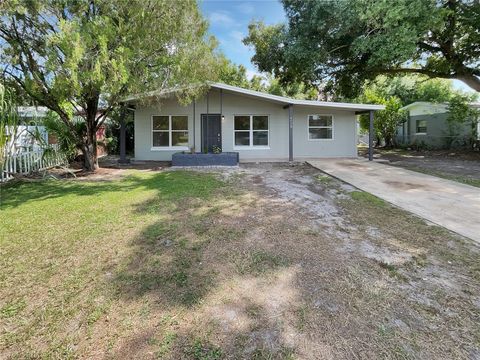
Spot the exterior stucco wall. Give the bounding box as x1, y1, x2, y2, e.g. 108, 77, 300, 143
292, 106, 357, 158
134, 89, 358, 161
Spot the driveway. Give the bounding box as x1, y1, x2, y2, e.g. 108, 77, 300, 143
308, 158, 480, 244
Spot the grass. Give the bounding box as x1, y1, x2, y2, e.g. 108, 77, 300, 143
1, 165, 480, 359
396, 165, 480, 188
0, 170, 226, 358
350, 190, 387, 207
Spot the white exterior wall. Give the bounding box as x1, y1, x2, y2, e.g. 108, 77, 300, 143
293, 106, 357, 158
134, 89, 357, 161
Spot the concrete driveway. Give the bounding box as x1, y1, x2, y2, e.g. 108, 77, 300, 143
308, 159, 480, 244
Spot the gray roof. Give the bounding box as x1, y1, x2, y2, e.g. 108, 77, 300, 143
125, 82, 385, 112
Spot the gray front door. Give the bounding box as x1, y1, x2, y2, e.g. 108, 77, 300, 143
201, 114, 222, 153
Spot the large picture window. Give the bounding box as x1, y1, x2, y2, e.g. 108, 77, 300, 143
152, 115, 188, 148
308, 114, 333, 140
234, 115, 269, 147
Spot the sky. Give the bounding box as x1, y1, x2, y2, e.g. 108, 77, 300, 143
200, 0, 474, 93
200, 0, 285, 80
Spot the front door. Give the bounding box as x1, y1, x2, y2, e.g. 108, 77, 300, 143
201, 114, 222, 153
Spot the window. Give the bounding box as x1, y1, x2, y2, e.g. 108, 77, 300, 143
152, 115, 188, 148
234, 115, 269, 147
308, 114, 333, 140
416, 119, 427, 134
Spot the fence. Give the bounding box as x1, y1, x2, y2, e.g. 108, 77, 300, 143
1, 147, 67, 183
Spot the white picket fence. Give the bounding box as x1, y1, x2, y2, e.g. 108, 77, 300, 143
1, 148, 67, 183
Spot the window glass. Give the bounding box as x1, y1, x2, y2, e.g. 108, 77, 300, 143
153, 116, 169, 130
234, 116, 250, 130
253, 116, 268, 130
309, 115, 332, 127
152, 115, 188, 147
234, 131, 250, 146
253, 131, 268, 146
234, 115, 269, 146
416, 120, 427, 133
308, 114, 333, 139
172, 131, 189, 146
153, 131, 169, 146
172, 116, 188, 130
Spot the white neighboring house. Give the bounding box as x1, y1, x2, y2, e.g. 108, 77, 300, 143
126, 83, 384, 162
7, 106, 49, 154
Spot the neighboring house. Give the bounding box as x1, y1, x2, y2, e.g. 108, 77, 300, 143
126, 83, 383, 162
8, 106, 50, 153
397, 101, 480, 148
15, 106, 108, 157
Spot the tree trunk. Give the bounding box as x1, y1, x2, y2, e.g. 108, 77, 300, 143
82, 118, 98, 172
457, 74, 480, 92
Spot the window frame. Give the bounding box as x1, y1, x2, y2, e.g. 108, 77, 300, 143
233, 114, 270, 149
415, 119, 428, 135
307, 114, 334, 141
151, 115, 189, 150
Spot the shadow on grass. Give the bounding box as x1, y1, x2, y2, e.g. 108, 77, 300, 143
0, 171, 221, 210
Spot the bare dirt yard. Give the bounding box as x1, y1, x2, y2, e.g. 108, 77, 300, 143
361, 148, 480, 187
1, 163, 479, 359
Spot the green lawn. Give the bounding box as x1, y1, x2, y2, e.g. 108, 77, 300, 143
0, 171, 228, 358
1, 166, 479, 359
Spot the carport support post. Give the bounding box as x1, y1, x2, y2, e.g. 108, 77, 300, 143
368, 110, 374, 161
118, 104, 129, 164
288, 104, 294, 162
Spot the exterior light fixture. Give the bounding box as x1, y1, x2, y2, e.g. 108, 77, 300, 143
221, 115, 225, 121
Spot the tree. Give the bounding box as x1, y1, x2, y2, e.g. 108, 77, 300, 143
217, 56, 250, 89
446, 95, 480, 148
244, 0, 480, 97
0, 83, 20, 165
359, 76, 463, 106
266, 76, 318, 100
359, 90, 408, 147
0, 0, 217, 171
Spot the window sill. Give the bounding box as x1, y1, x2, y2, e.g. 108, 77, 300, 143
233, 146, 270, 151
415, 133, 427, 135
151, 146, 189, 151
308, 138, 334, 141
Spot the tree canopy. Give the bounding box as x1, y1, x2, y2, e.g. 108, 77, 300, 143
357, 75, 476, 105
0, 0, 217, 170
244, 0, 480, 97
217, 56, 318, 100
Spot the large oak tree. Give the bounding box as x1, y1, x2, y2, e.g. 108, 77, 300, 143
0, 0, 217, 171
244, 0, 480, 97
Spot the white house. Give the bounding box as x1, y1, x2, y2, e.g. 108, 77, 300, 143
126, 83, 384, 162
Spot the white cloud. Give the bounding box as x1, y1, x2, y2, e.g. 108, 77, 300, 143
208, 11, 234, 26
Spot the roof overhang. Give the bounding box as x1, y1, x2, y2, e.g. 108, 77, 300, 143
124, 82, 385, 112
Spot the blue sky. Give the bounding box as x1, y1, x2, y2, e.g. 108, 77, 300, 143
200, 0, 473, 93
200, 0, 285, 79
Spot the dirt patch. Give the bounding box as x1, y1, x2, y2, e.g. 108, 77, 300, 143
3, 162, 479, 359
364, 148, 480, 186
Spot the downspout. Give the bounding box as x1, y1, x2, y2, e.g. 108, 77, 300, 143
289, 104, 294, 162
206, 91, 209, 153
368, 110, 374, 161
193, 99, 196, 152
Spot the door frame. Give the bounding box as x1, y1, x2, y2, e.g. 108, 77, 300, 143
201, 113, 222, 153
